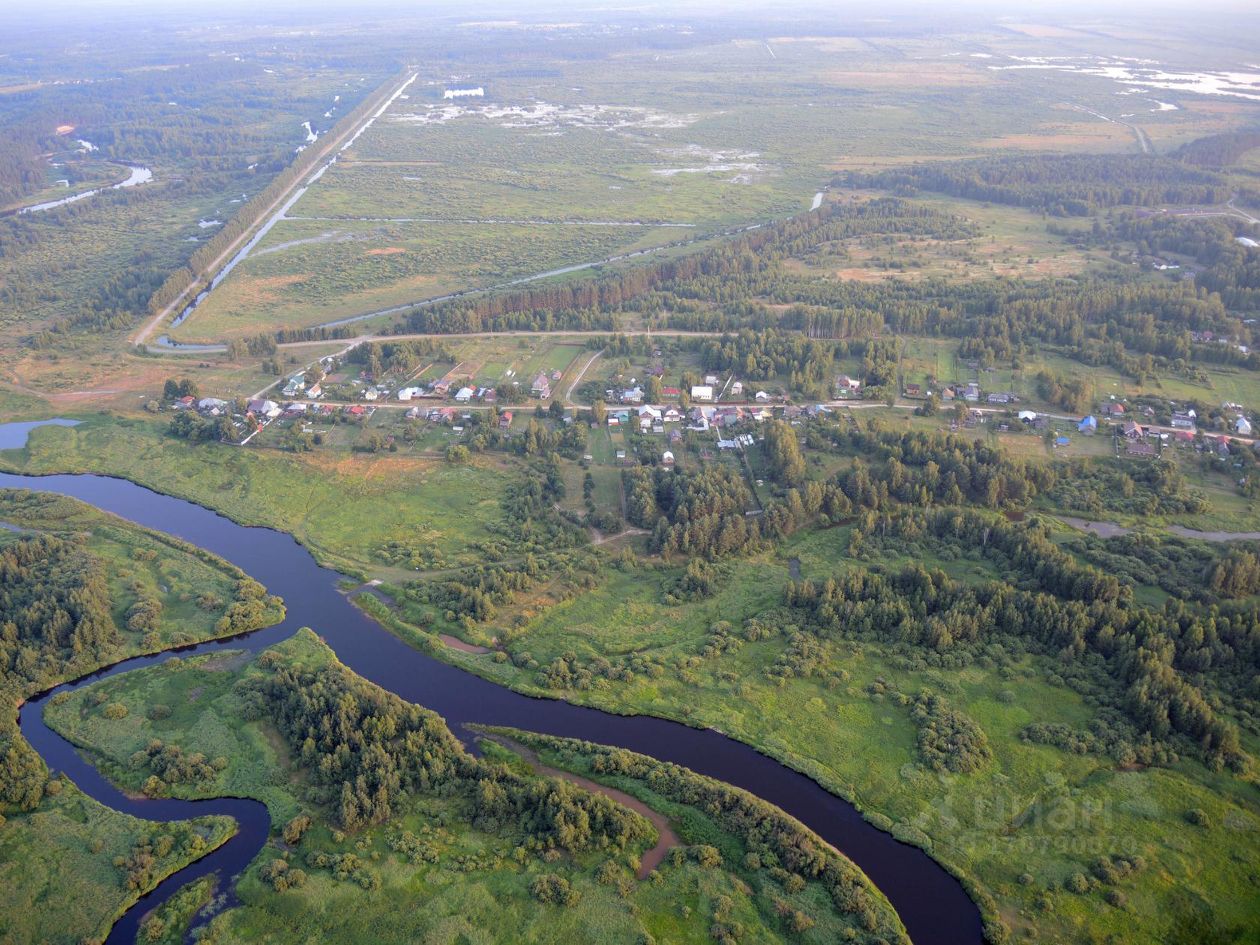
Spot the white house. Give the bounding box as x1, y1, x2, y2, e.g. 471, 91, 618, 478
730, 381, 744, 397
1236, 416, 1253, 436
754, 390, 770, 402
444, 87, 485, 99
455, 387, 475, 403
691, 385, 714, 402
837, 375, 861, 392
397, 387, 424, 401
662, 450, 675, 466
247, 398, 281, 419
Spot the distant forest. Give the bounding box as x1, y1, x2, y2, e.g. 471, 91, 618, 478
841, 154, 1246, 216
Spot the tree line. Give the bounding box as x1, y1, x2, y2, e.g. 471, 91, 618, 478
844, 154, 1236, 216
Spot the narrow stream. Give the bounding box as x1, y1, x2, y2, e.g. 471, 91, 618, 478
4, 468, 983, 945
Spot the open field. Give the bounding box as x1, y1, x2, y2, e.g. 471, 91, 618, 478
163, 27, 1240, 344
0, 415, 517, 578
180, 220, 690, 341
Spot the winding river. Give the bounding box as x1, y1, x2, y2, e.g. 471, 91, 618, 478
4, 463, 982, 945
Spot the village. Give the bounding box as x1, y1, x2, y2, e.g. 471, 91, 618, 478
164, 335, 1260, 490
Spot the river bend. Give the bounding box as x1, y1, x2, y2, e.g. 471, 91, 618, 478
4, 470, 983, 945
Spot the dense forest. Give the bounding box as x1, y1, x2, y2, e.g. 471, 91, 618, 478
843, 155, 1235, 216
245, 652, 653, 852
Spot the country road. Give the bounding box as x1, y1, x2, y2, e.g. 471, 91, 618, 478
565, 349, 604, 405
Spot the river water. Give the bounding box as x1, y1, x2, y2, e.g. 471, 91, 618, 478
17, 166, 153, 215
3, 463, 982, 945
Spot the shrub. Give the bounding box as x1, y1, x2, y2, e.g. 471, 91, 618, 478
530, 873, 581, 907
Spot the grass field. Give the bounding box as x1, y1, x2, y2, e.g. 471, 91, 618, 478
177, 220, 694, 342
0, 415, 513, 578
0, 785, 235, 945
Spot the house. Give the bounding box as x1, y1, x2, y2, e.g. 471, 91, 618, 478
405, 406, 423, 419
730, 381, 744, 397
663, 407, 682, 423
963, 383, 980, 402
454, 386, 475, 403
668, 429, 683, 444
431, 378, 452, 395
281, 373, 306, 397
783, 405, 805, 420
1214, 437, 1233, 459
482, 388, 496, 402
1078, 415, 1097, 434
346, 404, 366, 418
397, 387, 424, 401
940, 386, 955, 401
1018, 410, 1037, 422
197, 397, 228, 414
363, 388, 379, 401
551, 369, 562, 381
1174, 430, 1195, 445
837, 375, 862, 392
690, 385, 714, 402
246, 398, 281, 419
717, 438, 738, 450
1170, 412, 1196, 430
530, 373, 551, 399
1101, 402, 1126, 417
1126, 440, 1158, 458
987, 392, 1015, 405
704, 374, 719, 386
754, 390, 770, 402
662, 386, 681, 398
1122, 420, 1144, 439
1236, 416, 1253, 436
904, 383, 922, 399
175, 395, 196, 409
662, 450, 675, 466
499, 410, 513, 430
305, 384, 322, 399
615, 449, 627, 461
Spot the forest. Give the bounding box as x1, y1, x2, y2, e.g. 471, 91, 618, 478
843, 155, 1241, 216
245, 654, 652, 848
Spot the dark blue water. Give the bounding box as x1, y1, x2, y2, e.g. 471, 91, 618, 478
5, 470, 983, 945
